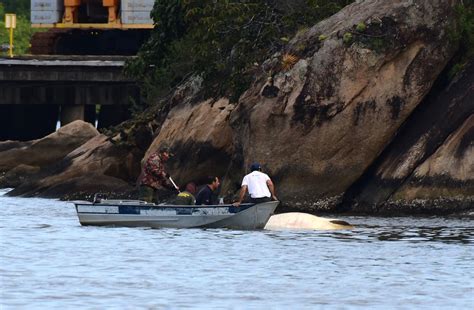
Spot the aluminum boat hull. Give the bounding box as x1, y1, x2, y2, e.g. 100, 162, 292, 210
74, 200, 279, 230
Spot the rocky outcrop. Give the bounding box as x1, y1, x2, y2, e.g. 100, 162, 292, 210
389, 115, 473, 206
0, 120, 99, 172
0, 164, 40, 188
147, 98, 235, 187
399, 116, 473, 197
6, 134, 142, 199
227, 0, 460, 209
139, 0, 468, 212
0, 120, 99, 188
3, 0, 470, 215
345, 60, 473, 214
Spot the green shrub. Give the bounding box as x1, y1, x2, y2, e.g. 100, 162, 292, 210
0, 0, 30, 17
454, 2, 474, 60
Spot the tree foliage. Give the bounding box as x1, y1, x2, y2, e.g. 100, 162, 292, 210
127, 0, 354, 104
448, 0, 474, 78
455, 0, 474, 60
0, 0, 30, 17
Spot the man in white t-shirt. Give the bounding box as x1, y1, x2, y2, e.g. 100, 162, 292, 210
233, 163, 277, 206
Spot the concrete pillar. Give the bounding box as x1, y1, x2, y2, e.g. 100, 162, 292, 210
84, 105, 97, 126
60, 105, 85, 126
0, 105, 13, 141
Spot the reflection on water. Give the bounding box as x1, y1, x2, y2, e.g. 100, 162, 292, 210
0, 191, 473, 309
371, 226, 472, 244
263, 219, 474, 245
318, 223, 473, 245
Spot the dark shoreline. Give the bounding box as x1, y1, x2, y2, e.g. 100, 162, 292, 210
2, 187, 472, 217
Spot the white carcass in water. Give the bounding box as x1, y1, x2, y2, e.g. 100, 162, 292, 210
265, 212, 353, 230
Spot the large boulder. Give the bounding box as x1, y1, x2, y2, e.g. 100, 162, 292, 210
228, 0, 460, 210
147, 98, 236, 189
7, 0, 468, 215
0, 164, 41, 188
398, 116, 473, 199
141, 0, 462, 210
345, 60, 473, 214
387, 115, 473, 213
0, 120, 99, 172
7, 134, 142, 199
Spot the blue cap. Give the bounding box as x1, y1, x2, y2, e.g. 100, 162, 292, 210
250, 163, 261, 171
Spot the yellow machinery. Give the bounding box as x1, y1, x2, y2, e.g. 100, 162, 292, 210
62, 0, 121, 25
30, 0, 154, 55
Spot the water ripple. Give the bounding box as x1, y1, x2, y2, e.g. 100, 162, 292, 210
1, 196, 473, 309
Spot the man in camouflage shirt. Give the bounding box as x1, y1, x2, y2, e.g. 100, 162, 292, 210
138, 146, 175, 203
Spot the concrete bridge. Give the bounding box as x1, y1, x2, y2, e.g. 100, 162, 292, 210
0, 55, 140, 141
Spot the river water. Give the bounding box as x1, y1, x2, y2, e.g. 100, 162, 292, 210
1, 189, 473, 309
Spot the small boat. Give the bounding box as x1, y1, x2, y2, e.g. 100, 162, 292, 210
74, 199, 279, 230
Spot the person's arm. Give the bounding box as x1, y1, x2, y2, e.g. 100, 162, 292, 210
233, 185, 248, 206
266, 179, 277, 201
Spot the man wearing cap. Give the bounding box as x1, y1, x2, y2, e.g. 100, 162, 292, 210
233, 163, 277, 206
137, 146, 175, 203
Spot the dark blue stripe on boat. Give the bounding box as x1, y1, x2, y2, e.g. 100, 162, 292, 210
119, 206, 141, 214
81, 203, 256, 215
176, 208, 193, 215
228, 206, 244, 213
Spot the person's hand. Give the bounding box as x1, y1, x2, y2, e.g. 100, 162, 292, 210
272, 195, 278, 201
232, 201, 241, 207
165, 173, 170, 178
